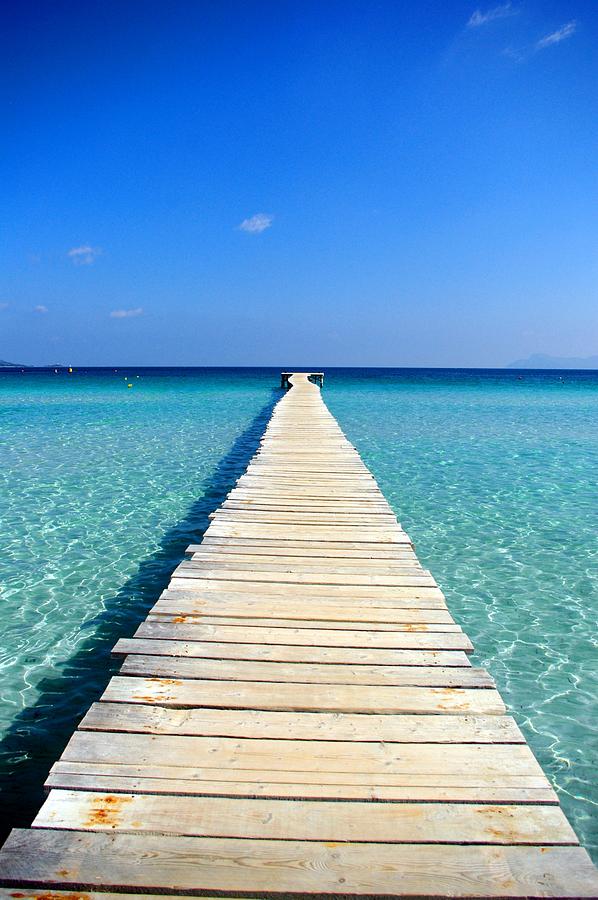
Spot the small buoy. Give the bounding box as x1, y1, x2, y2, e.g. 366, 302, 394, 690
54, 369, 58, 374
127, 383, 133, 388
68, 367, 73, 373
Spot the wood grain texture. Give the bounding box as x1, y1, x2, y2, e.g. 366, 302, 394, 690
101, 674, 504, 713
79, 702, 525, 742
135, 618, 474, 649
34, 791, 578, 844
112, 636, 472, 666
2, 830, 598, 897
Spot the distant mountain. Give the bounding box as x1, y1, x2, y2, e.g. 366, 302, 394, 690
508, 353, 598, 370
0, 360, 67, 368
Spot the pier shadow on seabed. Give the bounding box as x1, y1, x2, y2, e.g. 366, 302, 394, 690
0, 389, 280, 841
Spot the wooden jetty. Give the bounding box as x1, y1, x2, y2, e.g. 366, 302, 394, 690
281, 371, 323, 388
1, 371, 597, 898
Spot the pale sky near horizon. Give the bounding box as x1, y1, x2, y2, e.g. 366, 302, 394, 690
2, 1, 597, 367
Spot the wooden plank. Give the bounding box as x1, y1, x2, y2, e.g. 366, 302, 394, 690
34, 791, 578, 844
48, 766, 550, 796
163, 584, 439, 605
101, 675, 504, 713
3, 830, 598, 897
235, 478, 383, 486
187, 541, 418, 559
135, 620, 474, 650
147, 600, 461, 634
208, 512, 402, 526
159, 586, 441, 610
242, 470, 375, 479
80, 702, 525, 742
151, 597, 455, 624
210, 506, 397, 528
147, 613, 462, 633
0, 893, 205, 900
44, 771, 557, 803
198, 536, 415, 552
118, 655, 493, 687
189, 553, 424, 572
189, 552, 423, 569
58, 733, 544, 776
204, 523, 408, 542
229, 487, 390, 500
227, 491, 399, 502
239, 469, 375, 479
112, 637, 472, 666
221, 497, 393, 509
176, 563, 437, 587
168, 576, 445, 601
216, 508, 397, 519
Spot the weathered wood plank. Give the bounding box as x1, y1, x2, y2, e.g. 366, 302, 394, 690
57, 732, 544, 776
204, 523, 409, 542
161, 583, 445, 609
185, 535, 418, 565
208, 511, 401, 526
112, 637, 472, 666
146, 613, 462, 633
150, 597, 455, 624
176, 562, 438, 587
221, 498, 394, 510
3, 830, 598, 897
100, 675, 504, 713
189, 553, 424, 573
44, 771, 557, 803
159, 586, 442, 610
80, 702, 524, 742
197, 536, 415, 552
0, 893, 210, 900
118, 655, 492, 687
168, 576, 445, 600
35, 791, 578, 844
48, 762, 551, 794
135, 620, 474, 650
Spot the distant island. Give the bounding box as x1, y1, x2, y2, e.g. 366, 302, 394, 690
508, 353, 598, 370
0, 360, 67, 369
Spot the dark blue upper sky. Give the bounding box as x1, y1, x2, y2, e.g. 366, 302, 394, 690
2, 0, 596, 366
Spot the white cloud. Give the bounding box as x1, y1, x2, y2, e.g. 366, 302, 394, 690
504, 19, 577, 62
502, 45, 525, 61
34, 305, 48, 314
467, 3, 515, 27
110, 307, 143, 319
68, 245, 101, 265
238, 213, 273, 234
536, 20, 576, 49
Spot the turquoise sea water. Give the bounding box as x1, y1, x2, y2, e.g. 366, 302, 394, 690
0, 367, 596, 856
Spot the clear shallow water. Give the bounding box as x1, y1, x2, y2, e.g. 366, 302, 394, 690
0, 367, 279, 834
326, 369, 598, 859
0, 367, 596, 857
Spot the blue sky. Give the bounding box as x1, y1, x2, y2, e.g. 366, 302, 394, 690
2, 0, 596, 366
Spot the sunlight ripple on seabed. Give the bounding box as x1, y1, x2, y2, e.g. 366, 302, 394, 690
0, 366, 596, 862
